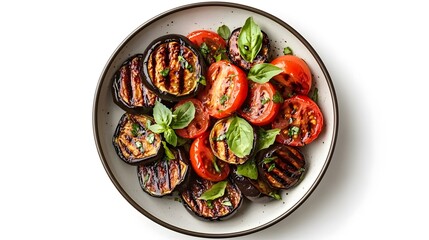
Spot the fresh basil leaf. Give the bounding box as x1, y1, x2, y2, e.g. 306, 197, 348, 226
171, 101, 195, 129
153, 101, 172, 126
217, 25, 231, 40
283, 46, 293, 55
263, 156, 278, 164
147, 133, 155, 144
164, 128, 178, 147
237, 159, 258, 180
131, 123, 140, 137
135, 141, 144, 153
255, 128, 280, 152
198, 76, 206, 86
148, 123, 166, 133
248, 63, 282, 83
269, 192, 282, 200
200, 42, 209, 57
222, 199, 232, 206
311, 87, 319, 103
226, 116, 254, 158
238, 17, 263, 62
162, 141, 175, 160
288, 126, 300, 137
160, 67, 170, 77
272, 91, 284, 104
198, 181, 227, 201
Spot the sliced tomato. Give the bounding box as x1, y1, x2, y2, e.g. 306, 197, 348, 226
189, 132, 230, 182
271, 55, 312, 97
198, 60, 248, 119
238, 82, 281, 126
174, 98, 209, 139
187, 30, 228, 65
272, 95, 323, 146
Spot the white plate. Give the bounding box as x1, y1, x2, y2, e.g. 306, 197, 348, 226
93, 2, 338, 238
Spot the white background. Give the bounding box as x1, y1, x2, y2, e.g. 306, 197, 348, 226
1, 0, 428, 239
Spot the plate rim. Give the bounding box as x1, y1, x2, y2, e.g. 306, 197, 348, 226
92, 1, 339, 238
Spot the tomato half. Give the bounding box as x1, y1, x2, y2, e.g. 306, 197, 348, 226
198, 60, 248, 119
187, 30, 227, 65
189, 132, 230, 182
271, 55, 312, 97
174, 98, 210, 139
238, 82, 281, 126
272, 95, 324, 146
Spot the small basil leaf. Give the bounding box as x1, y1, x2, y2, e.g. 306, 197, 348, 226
236, 159, 258, 180
198, 181, 228, 201
162, 141, 175, 160
255, 128, 280, 152
238, 17, 263, 62
269, 192, 282, 200
272, 91, 284, 104
311, 87, 319, 103
164, 128, 178, 147
217, 25, 231, 40
283, 46, 293, 55
148, 123, 166, 133
171, 101, 195, 129
226, 116, 254, 158
153, 101, 172, 126
248, 63, 282, 83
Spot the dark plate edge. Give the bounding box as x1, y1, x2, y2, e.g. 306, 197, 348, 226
92, 1, 339, 238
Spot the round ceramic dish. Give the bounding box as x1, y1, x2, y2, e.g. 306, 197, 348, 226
93, 2, 338, 238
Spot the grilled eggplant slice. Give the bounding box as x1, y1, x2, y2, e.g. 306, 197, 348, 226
209, 117, 256, 165
181, 177, 243, 221
230, 166, 280, 202
227, 28, 270, 71
112, 113, 163, 165
257, 143, 306, 189
137, 148, 190, 197
142, 34, 206, 102
112, 54, 159, 113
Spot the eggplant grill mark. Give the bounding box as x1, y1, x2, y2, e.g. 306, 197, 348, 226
279, 146, 305, 168
130, 57, 141, 106
152, 162, 162, 195
178, 44, 185, 95
222, 121, 230, 161
121, 65, 132, 105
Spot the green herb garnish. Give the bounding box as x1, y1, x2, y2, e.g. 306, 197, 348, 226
247, 63, 282, 83
160, 67, 170, 77
283, 46, 293, 55
226, 116, 254, 158
198, 181, 228, 201
238, 17, 263, 62
148, 101, 195, 146
217, 25, 231, 40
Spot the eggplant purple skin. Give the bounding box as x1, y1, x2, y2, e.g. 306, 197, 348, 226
137, 147, 191, 197
111, 54, 159, 114
227, 28, 270, 71
141, 34, 206, 102
256, 143, 306, 189
112, 113, 164, 166
230, 166, 276, 203
180, 176, 243, 221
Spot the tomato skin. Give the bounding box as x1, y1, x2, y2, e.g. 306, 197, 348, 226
187, 30, 227, 65
272, 95, 324, 146
189, 132, 230, 182
271, 55, 312, 97
174, 98, 210, 139
198, 60, 248, 119
238, 82, 281, 126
